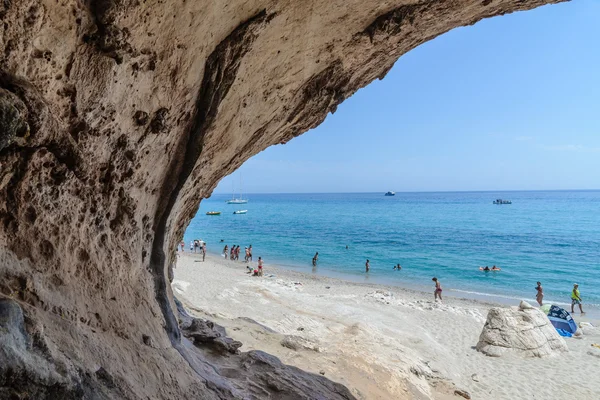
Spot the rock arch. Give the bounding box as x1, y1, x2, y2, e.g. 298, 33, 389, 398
0, 0, 564, 398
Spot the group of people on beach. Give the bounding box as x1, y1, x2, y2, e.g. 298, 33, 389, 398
245, 257, 264, 276
223, 244, 252, 261
221, 244, 264, 276
185, 242, 589, 314
179, 240, 207, 261
535, 282, 585, 314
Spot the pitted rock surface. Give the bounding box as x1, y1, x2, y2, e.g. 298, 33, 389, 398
476, 302, 569, 358
1, 0, 566, 398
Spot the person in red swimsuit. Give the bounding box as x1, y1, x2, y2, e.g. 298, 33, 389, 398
432, 277, 442, 302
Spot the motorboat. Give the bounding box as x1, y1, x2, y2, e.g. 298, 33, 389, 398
206, 211, 221, 215
384, 191, 395, 196
233, 210, 247, 214
493, 199, 512, 205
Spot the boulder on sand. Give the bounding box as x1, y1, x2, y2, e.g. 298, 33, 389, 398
476, 301, 568, 357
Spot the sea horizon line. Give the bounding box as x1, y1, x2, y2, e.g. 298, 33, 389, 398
211, 188, 600, 195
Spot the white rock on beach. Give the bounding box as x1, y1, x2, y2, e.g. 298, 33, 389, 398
476, 301, 568, 358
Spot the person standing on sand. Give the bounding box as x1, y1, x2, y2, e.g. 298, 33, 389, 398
180, 241, 184, 252
432, 277, 442, 302
235, 245, 240, 261
571, 283, 584, 314
202, 242, 206, 262
248, 245, 253, 261
258, 257, 263, 276
312, 252, 319, 266
365, 259, 370, 273
535, 282, 544, 306
244, 247, 250, 262
223, 245, 228, 259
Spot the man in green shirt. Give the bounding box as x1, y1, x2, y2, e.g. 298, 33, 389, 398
570, 283, 584, 314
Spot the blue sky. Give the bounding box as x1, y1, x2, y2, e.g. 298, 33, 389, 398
215, 0, 599, 194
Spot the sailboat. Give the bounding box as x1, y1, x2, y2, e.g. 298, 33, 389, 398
226, 171, 249, 204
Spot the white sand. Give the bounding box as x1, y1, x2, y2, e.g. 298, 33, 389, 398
173, 252, 600, 400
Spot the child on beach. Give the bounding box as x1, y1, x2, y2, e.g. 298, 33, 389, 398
536, 282, 544, 306
432, 277, 442, 302
571, 283, 585, 314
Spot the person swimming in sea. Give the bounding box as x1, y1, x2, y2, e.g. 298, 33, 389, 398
393, 264, 402, 270
535, 281, 544, 306
432, 277, 442, 302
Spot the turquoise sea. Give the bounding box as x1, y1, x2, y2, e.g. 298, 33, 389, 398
184, 191, 600, 310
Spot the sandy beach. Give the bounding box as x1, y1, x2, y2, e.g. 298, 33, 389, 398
173, 252, 600, 400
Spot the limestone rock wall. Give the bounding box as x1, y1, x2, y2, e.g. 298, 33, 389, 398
0, 0, 565, 398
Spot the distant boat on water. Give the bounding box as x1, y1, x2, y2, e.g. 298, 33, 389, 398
493, 199, 512, 204
226, 171, 249, 204
226, 198, 248, 204
206, 211, 221, 215
233, 210, 247, 214
385, 191, 396, 196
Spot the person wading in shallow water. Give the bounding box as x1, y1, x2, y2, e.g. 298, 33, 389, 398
535, 281, 544, 306
312, 252, 319, 266
432, 277, 442, 302
365, 259, 370, 273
